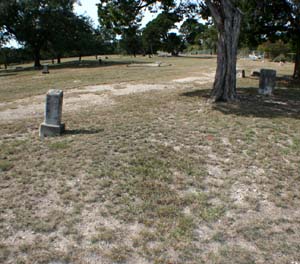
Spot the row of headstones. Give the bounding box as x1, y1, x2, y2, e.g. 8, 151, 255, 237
39, 68, 276, 139
41, 56, 110, 74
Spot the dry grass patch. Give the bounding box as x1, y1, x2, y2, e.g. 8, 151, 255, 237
0, 56, 300, 263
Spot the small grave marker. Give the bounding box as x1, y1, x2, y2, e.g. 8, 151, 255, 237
42, 65, 49, 74
258, 69, 276, 96
39, 89, 65, 139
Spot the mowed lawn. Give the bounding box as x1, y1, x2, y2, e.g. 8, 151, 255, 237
0, 55, 300, 264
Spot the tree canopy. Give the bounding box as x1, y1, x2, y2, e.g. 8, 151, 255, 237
0, 0, 95, 67
245, 0, 300, 79
142, 12, 181, 55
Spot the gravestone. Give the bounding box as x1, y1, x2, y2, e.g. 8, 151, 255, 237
39, 89, 65, 139
237, 69, 245, 78
42, 65, 49, 74
258, 69, 276, 96
242, 70, 245, 78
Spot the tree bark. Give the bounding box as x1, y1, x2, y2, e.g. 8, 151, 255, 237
293, 39, 300, 79
34, 47, 42, 69
205, 0, 242, 102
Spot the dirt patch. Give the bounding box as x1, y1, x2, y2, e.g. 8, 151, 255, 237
0, 93, 113, 122
0, 75, 214, 122
173, 72, 215, 84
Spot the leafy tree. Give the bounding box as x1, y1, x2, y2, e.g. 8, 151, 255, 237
97, 0, 146, 55
142, 12, 180, 55
179, 18, 205, 46
201, 24, 217, 53
235, 0, 300, 78
163, 32, 184, 55
98, 0, 178, 56
120, 27, 142, 56
95, 27, 117, 54
0, 0, 80, 68
69, 15, 97, 61
97, 0, 243, 102
257, 40, 292, 60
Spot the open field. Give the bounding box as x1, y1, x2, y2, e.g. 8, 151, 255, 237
1, 55, 300, 264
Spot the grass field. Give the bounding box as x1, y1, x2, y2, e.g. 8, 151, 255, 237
0, 55, 300, 264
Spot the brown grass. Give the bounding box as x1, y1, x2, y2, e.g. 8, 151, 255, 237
0, 55, 300, 264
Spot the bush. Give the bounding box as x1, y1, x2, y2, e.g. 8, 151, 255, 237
273, 54, 287, 62
258, 40, 292, 60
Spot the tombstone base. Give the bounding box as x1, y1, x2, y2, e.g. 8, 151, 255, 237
258, 87, 273, 96
39, 123, 65, 138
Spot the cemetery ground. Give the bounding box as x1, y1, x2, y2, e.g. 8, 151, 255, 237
0, 55, 300, 264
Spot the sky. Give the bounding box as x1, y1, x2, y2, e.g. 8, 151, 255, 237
74, 0, 159, 28
6, 1, 166, 47
74, 0, 100, 27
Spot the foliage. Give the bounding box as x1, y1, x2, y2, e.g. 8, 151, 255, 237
97, 0, 177, 56
97, 0, 147, 55
163, 33, 185, 55
95, 27, 118, 54
257, 40, 293, 60
142, 12, 180, 55
119, 27, 142, 56
200, 24, 218, 53
0, 47, 32, 69
241, 0, 300, 78
0, 0, 85, 67
179, 18, 205, 46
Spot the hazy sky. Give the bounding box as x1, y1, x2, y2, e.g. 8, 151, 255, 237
6, 1, 161, 47
74, 0, 158, 28
74, 0, 99, 27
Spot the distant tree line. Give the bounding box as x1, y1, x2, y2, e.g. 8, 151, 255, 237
0, 0, 117, 68
1, 0, 299, 82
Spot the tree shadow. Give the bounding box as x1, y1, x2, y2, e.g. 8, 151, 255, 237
182, 89, 211, 99
0, 72, 17, 77
0, 59, 151, 74
181, 85, 300, 119
178, 55, 216, 60
64, 128, 104, 135
49, 59, 140, 70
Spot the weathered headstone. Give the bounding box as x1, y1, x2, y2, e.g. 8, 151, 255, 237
237, 69, 246, 78
258, 69, 276, 96
42, 65, 49, 74
242, 70, 245, 78
39, 89, 65, 139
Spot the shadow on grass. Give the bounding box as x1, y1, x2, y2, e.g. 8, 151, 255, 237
64, 128, 104, 135
0, 72, 17, 77
49, 59, 138, 70
181, 85, 300, 119
0, 59, 151, 74
178, 55, 216, 60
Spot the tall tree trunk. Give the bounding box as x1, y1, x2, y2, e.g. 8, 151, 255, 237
293, 39, 300, 79
205, 0, 242, 102
57, 57, 61, 64
34, 47, 41, 69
